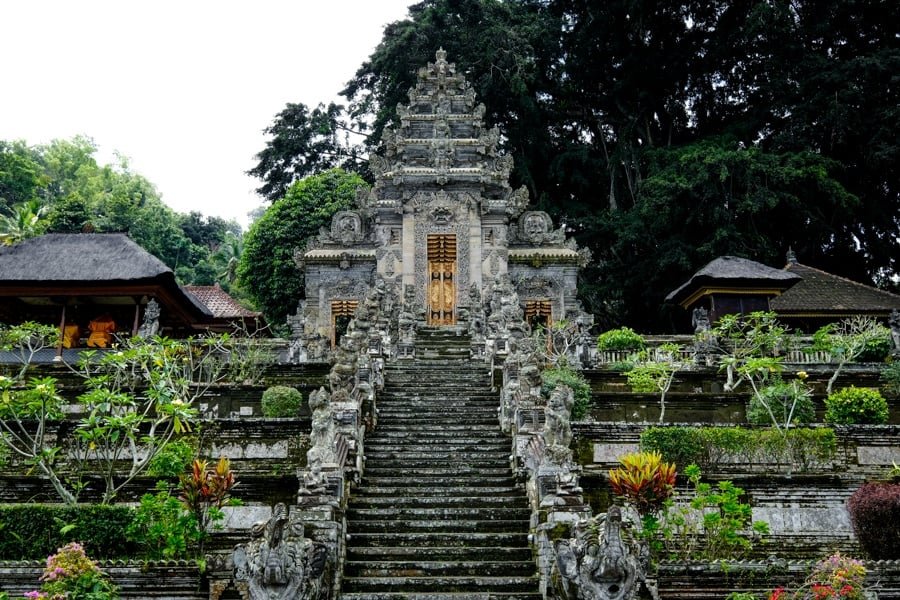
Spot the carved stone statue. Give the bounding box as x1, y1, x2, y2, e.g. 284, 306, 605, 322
890, 308, 900, 353
306, 388, 337, 468
137, 299, 160, 338
233, 503, 329, 600
544, 384, 574, 466
553, 506, 655, 600
691, 306, 711, 334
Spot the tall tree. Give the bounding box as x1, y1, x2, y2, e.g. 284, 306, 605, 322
238, 169, 368, 326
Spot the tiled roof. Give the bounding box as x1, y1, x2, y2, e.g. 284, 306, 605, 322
183, 284, 260, 318
770, 262, 900, 314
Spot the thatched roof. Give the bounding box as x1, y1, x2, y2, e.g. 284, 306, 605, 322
771, 262, 900, 315
0, 233, 212, 321
666, 256, 801, 306
0, 233, 171, 282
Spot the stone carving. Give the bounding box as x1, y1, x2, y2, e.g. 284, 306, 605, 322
691, 306, 711, 334
514, 211, 566, 245
233, 503, 329, 600
553, 506, 655, 600
330, 211, 365, 245
544, 384, 574, 466
137, 299, 160, 338
890, 308, 900, 353
306, 388, 337, 468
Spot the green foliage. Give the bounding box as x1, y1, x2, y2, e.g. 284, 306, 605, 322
625, 343, 685, 423
179, 457, 237, 555
126, 482, 200, 560
747, 378, 815, 427
541, 366, 591, 420
813, 317, 893, 394
644, 464, 768, 561
238, 169, 367, 325
0, 504, 137, 559
261, 385, 303, 418
35, 541, 118, 600
608, 451, 676, 516
146, 437, 196, 478
596, 327, 646, 352
824, 386, 889, 425
641, 426, 837, 473
880, 362, 900, 399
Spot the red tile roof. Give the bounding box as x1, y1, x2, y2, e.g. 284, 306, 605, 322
183, 284, 260, 319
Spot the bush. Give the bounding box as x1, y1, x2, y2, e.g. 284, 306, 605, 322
747, 379, 815, 426
146, 437, 196, 478
0, 504, 137, 559
596, 327, 646, 352
881, 361, 900, 399
126, 482, 200, 560
33, 542, 118, 600
824, 386, 889, 424
608, 451, 676, 515
641, 426, 836, 472
847, 482, 900, 559
541, 366, 591, 419
261, 385, 303, 418
856, 334, 892, 362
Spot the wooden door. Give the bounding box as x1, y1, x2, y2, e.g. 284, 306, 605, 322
427, 234, 456, 325
331, 299, 359, 347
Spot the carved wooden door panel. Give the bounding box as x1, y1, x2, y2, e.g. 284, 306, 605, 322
427, 234, 456, 325
331, 300, 359, 347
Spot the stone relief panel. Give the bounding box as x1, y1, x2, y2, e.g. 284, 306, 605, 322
512, 210, 566, 245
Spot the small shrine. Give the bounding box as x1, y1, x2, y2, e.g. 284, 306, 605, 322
294, 49, 589, 350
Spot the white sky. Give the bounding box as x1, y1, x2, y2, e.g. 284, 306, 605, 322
0, 1, 413, 229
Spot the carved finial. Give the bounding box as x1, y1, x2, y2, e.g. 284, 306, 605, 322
436, 47, 447, 62
786, 247, 798, 264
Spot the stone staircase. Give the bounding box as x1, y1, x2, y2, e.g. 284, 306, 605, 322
340, 327, 540, 600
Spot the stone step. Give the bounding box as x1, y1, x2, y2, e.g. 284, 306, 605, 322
347, 531, 529, 547
362, 452, 510, 463
361, 459, 513, 472
345, 560, 535, 578
359, 476, 517, 488
341, 575, 539, 594
364, 439, 509, 449
363, 466, 513, 477
345, 545, 533, 563
353, 485, 522, 497
350, 495, 528, 509
347, 507, 531, 521
341, 593, 541, 600
348, 519, 530, 534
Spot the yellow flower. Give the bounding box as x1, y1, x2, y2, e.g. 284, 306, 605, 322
796, 371, 809, 380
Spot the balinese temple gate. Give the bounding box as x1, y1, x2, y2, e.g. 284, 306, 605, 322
291, 49, 590, 354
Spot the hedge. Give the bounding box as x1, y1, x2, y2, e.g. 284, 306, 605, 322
0, 504, 138, 559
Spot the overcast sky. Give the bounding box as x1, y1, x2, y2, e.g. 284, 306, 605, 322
0, 1, 412, 228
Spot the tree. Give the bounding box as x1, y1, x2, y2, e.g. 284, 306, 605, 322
249, 102, 362, 203
0, 140, 45, 211
0, 199, 48, 245
238, 168, 368, 326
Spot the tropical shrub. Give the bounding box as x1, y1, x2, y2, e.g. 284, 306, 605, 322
126, 482, 200, 560
541, 366, 591, 419
798, 553, 867, 600
747, 378, 815, 426
146, 437, 196, 478
625, 343, 686, 423
261, 385, 303, 418
29, 542, 118, 600
812, 317, 892, 393
824, 386, 889, 424
180, 457, 238, 555
647, 464, 768, 561
847, 482, 900, 559
596, 327, 645, 352
608, 451, 676, 516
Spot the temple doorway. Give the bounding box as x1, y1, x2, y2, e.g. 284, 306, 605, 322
427, 234, 456, 325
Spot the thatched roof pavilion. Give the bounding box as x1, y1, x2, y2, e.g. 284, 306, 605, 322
0, 233, 212, 340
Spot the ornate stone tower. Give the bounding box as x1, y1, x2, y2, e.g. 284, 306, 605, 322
299, 49, 587, 345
